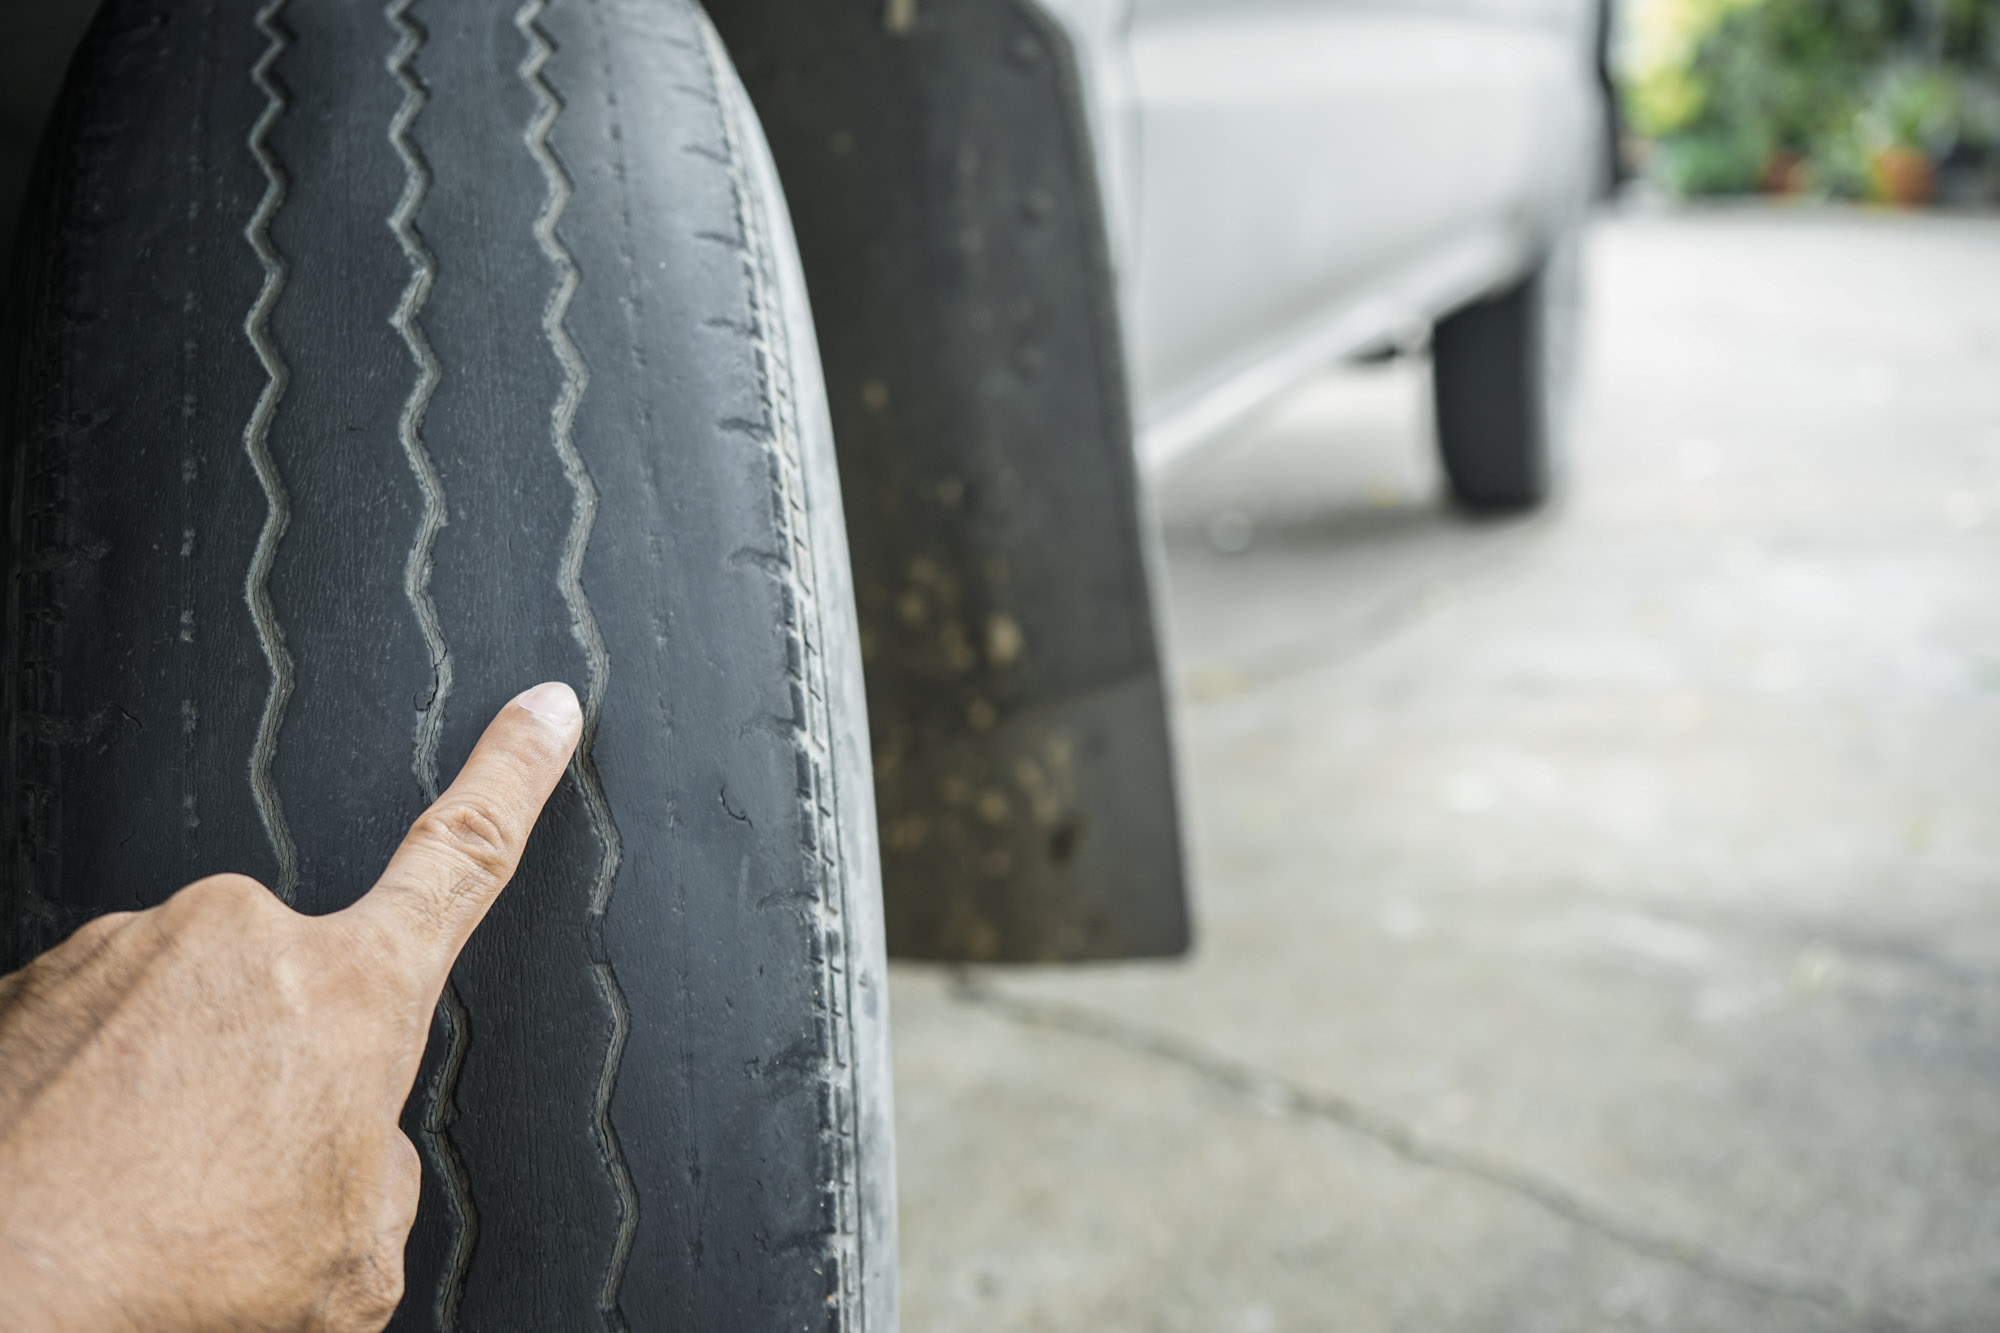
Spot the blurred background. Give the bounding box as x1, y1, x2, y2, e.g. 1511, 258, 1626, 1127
890, 2, 2000, 1329
1623, 0, 1999, 205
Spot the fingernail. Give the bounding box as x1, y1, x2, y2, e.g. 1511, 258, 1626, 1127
514, 681, 581, 730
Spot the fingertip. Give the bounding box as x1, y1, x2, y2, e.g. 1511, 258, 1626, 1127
352, 684, 582, 987
513, 681, 582, 738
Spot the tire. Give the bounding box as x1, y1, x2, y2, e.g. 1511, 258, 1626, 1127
2, 1, 895, 1329
1430, 228, 1581, 513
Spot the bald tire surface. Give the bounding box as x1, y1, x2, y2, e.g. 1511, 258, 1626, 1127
1, 0, 895, 1329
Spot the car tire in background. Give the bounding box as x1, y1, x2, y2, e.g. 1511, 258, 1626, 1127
1430, 227, 1582, 513
1, 0, 894, 1329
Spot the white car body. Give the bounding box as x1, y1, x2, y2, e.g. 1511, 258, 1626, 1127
1034, 0, 1606, 470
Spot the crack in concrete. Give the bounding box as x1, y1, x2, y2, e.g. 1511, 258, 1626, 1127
950, 974, 1905, 1332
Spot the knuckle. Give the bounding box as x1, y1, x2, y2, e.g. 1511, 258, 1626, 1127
411, 801, 517, 889
34, 912, 136, 975
170, 872, 280, 922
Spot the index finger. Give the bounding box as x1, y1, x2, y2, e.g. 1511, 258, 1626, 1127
349, 681, 583, 993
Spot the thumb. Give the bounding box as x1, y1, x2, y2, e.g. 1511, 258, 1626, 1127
349, 681, 582, 998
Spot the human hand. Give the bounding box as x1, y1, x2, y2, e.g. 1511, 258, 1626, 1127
0, 682, 583, 1333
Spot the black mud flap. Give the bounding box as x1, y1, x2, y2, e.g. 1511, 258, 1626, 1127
708, 0, 1189, 962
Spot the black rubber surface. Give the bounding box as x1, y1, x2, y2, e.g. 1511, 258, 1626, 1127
1432, 257, 1559, 513
2, 0, 890, 1328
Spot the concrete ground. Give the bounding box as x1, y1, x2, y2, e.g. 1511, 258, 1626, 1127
886, 208, 2000, 1332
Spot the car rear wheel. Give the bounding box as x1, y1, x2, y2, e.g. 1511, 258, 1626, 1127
1430, 227, 1581, 513
2, 0, 894, 1328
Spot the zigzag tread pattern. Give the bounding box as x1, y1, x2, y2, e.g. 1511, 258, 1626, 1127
242, 0, 298, 902
383, 1, 477, 1324
694, 15, 862, 1327
515, 4, 640, 1328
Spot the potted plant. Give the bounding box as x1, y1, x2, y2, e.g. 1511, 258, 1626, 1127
1858, 64, 1962, 205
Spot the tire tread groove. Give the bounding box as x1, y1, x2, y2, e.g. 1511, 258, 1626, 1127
514, 5, 638, 1326
241, 0, 298, 902
384, 2, 477, 1323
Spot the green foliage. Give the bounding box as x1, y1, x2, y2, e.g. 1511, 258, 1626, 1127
1627, 0, 2000, 197
1865, 63, 1965, 150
